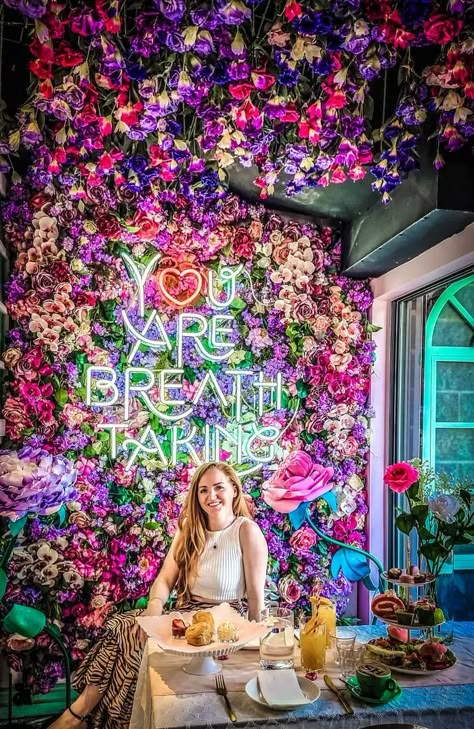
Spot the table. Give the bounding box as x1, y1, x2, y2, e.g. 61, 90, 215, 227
129, 622, 474, 729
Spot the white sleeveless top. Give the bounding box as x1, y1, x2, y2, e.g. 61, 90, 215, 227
190, 516, 249, 602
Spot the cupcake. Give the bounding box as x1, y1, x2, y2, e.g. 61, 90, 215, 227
400, 574, 415, 584
407, 565, 420, 576
413, 572, 426, 583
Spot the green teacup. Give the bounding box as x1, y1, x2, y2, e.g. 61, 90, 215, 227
356, 662, 396, 698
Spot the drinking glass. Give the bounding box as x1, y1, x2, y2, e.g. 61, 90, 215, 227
338, 643, 366, 677
329, 627, 356, 665
299, 617, 326, 672
259, 607, 294, 669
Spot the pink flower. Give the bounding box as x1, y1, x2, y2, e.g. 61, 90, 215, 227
289, 526, 317, 552
383, 462, 419, 494
278, 574, 302, 604
263, 450, 333, 513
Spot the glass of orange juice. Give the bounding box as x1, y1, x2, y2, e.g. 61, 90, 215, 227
310, 596, 336, 647
299, 616, 326, 672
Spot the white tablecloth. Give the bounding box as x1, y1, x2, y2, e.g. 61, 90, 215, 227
129, 622, 474, 729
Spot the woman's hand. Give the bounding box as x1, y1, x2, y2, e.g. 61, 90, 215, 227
134, 599, 163, 646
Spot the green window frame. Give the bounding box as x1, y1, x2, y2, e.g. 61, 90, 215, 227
422, 273, 474, 571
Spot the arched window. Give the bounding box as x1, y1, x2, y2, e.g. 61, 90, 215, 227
423, 274, 474, 481
422, 273, 474, 611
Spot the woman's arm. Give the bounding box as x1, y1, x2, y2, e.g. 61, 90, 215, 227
240, 520, 268, 622
143, 531, 180, 616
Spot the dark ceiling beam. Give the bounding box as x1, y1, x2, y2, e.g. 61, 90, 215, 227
341, 145, 474, 278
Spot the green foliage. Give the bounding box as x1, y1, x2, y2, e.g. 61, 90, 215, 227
393, 460, 474, 577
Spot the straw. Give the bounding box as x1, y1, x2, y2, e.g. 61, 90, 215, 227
312, 579, 321, 623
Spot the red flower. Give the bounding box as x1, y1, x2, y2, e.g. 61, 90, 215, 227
131, 211, 161, 241
284, 1, 302, 21
228, 83, 254, 100
251, 71, 276, 91
423, 14, 463, 45
279, 103, 299, 123
55, 42, 84, 68
96, 215, 121, 239
233, 227, 255, 259
235, 100, 263, 132
383, 462, 419, 494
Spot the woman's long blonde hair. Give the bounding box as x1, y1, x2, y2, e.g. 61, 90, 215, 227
173, 462, 251, 604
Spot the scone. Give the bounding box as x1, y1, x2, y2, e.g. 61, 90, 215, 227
185, 622, 213, 646
192, 610, 215, 632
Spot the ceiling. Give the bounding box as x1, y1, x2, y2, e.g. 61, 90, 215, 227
1, 9, 473, 279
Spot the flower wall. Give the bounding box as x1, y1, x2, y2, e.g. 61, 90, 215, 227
2, 182, 374, 689
14, 0, 474, 692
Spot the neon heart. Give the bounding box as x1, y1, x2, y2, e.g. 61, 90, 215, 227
157, 267, 204, 308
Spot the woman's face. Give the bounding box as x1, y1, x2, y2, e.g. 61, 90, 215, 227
197, 467, 237, 521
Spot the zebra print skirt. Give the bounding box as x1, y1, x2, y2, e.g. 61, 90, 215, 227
72, 600, 246, 729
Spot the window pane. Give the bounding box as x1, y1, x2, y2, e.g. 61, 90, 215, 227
453, 281, 474, 315
432, 301, 474, 347
435, 427, 474, 479
436, 361, 474, 402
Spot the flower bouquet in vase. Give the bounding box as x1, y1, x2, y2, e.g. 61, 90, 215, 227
384, 460, 474, 641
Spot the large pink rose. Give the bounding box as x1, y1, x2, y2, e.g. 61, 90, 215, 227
263, 451, 333, 513
383, 462, 419, 494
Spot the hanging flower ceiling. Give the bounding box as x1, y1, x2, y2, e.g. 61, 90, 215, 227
1, 0, 473, 205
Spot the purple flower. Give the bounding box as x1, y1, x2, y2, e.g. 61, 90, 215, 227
0, 448, 77, 522
4, 0, 47, 18
153, 0, 186, 22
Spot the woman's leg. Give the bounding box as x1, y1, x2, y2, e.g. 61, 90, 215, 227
48, 685, 102, 728
49, 611, 143, 729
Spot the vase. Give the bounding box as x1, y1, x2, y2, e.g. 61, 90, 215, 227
424, 550, 455, 644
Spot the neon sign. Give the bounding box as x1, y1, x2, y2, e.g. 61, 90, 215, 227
85, 255, 297, 473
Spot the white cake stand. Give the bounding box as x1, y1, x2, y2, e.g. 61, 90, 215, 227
137, 603, 269, 675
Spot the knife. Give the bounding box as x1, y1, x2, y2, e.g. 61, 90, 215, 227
323, 675, 354, 715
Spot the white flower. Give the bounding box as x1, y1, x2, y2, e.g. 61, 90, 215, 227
428, 493, 462, 523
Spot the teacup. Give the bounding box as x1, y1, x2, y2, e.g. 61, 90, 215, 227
356, 662, 396, 698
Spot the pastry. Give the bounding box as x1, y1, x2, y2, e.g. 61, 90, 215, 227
185, 622, 213, 646
172, 618, 187, 639
407, 565, 420, 576
387, 567, 402, 580
192, 610, 215, 632
400, 574, 415, 584
217, 622, 237, 642
415, 606, 445, 625
371, 591, 405, 620
413, 572, 426, 583
395, 609, 414, 626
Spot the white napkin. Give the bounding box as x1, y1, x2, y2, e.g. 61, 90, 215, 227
257, 669, 310, 707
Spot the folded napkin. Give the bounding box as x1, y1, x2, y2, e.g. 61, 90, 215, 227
257, 669, 310, 707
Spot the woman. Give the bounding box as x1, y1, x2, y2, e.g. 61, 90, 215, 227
50, 461, 268, 728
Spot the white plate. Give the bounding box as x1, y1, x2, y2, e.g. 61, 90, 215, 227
245, 676, 320, 710
137, 603, 269, 658
377, 615, 445, 630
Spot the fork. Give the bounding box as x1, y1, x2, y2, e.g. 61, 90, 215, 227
215, 674, 237, 722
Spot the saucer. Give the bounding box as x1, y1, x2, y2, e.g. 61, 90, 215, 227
344, 676, 402, 705
245, 676, 320, 710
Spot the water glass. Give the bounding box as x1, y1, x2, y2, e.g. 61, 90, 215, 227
329, 627, 356, 665
259, 607, 294, 669
338, 643, 366, 678
299, 617, 326, 672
